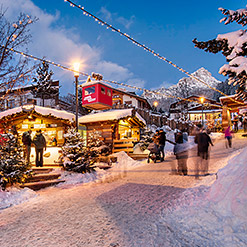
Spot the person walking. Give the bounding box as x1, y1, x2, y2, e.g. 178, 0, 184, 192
33, 129, 46, 167
158, 128, 166, 162
224, 126, 232, 148
194, 124, 214, 179
243, 114, 247, 133
173, 130, 188, 175
22, 129, 32, 164
233, 115, 239, 132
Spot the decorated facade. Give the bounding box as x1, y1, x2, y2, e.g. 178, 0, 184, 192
78, 108, 146, 152
0, 105, 74, 146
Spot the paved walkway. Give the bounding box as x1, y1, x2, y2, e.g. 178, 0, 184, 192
0, 134, 247, 247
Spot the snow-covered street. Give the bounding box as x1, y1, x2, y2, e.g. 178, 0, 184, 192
0, 133, 247, 247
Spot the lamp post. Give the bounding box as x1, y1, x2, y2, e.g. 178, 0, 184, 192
200, 97, 205, 126
73, 63, 80, 132
153, 101, 158, 112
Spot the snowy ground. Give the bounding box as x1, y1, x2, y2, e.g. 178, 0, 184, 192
0, 132, 247, 246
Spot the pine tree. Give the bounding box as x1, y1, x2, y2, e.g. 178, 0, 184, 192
139, 128, 154, 151
87, 130, 111, 155
0, 131, 32, 190
60, 128, 111, 173
193, 5, 247, 100
32, 61, 59, 106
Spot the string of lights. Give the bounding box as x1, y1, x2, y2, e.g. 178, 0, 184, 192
1, 45, 237, 109
1, 45, 90, 78
63, 0, 244, 106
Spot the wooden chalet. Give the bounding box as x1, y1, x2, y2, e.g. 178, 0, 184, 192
170, 95, 222, 129
0, 104, 74, 146
78, 108, 146, 154
0, 81, 59, 110
219, 95, 247, 128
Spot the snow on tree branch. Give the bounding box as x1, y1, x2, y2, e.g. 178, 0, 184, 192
219, 6, 247, 26
193, 4, 247, 100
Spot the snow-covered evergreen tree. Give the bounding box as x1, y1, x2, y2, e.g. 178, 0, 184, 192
60, 128, 96, 173
0, 131, 31, 190
60, 128, 110, 173
193, 5, 247, 100
139, 128, 154, 151
87, 130, 111, 156
32, 61, 59, 106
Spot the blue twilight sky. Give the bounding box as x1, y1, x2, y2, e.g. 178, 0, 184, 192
0, 0, 245, 95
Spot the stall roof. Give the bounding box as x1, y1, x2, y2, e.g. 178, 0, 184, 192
219, 94, 246, 110
80, 80, 113, 89
78, 108, 146, 125
0, 105, 75, 122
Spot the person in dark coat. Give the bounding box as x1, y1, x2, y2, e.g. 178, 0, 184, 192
194, 124, 214, 178
22, 129, 32, 164
33, 129, 46, 167
243, 114, 247, 132
158, 129, 166, 162
173, 131, 188, 175
233, 115, 239, 132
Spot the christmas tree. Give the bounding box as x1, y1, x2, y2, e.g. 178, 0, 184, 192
0, 131, 32, 190
139, 127, 154, 151
60, 128, 111, 173
87, 130, 111, 156
193, 5, 247, 100
60, 128, 94, 173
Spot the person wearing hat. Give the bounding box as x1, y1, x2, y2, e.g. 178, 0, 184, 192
33, 129, 46, 167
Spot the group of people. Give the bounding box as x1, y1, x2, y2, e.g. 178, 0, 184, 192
232, 113, 247, 132
150, 124, 214, 179
22, 129, 47, 167
174, 124, 214, 178
152, 128, 167, 162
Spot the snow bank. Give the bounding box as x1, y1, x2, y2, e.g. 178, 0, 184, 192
58, 151, 143, 188
0, 187, 37, 210
161, 147, 247, 246
0, 151, 143, 208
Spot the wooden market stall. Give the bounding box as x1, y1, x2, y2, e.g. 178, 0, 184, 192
0, 104, 74, 146
78, 108, 146, 153
219, 95, 247, 129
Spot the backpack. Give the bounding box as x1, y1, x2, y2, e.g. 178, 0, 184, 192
22, 132, 30, 145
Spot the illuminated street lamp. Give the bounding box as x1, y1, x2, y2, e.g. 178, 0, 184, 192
73, 63, 80, 132
153, 101, 158, 112
200, 97, 205, 126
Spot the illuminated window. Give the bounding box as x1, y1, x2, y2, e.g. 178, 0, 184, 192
85, 86, 95, 95
101, 87, 106, 94
107, 89, 111, 96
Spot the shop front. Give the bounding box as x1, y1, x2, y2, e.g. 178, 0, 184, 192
0, 105, 75, 165
78, 108, 146, 149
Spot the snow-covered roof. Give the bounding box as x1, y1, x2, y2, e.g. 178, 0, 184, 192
0, 105, 75, 122
79, 80, 113, 89
79, 108, 146, 125
188, 109, 222, 114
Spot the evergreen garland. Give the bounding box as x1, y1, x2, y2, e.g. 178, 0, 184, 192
0, 132, 32, 190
